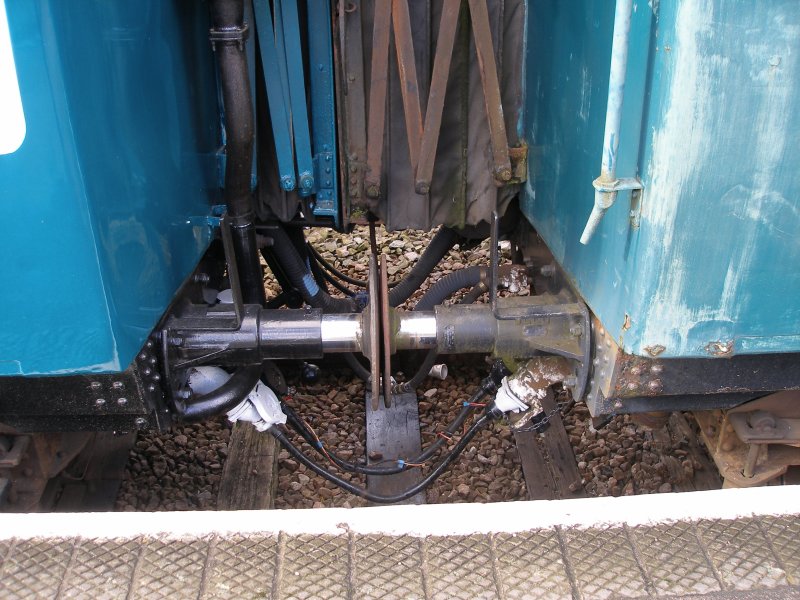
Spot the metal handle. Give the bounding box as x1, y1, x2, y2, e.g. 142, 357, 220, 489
579, 0, 641, 245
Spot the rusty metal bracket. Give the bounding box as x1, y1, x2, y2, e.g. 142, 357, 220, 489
591, 176, 643, 194
728, 391, 800, 444
508, 144, 528, 184
695, 409, 800, 487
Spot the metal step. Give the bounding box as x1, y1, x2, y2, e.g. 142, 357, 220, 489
0, 487, 798, 599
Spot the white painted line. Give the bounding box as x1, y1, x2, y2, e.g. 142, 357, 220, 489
1, 486, 798, 540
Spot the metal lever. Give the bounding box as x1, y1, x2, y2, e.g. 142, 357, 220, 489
252, 0, 316, 195
253, 0, 295, 191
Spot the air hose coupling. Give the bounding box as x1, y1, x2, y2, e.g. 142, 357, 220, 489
491, 356, 572, 415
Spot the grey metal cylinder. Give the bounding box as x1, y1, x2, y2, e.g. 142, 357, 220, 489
393, 312, 438, 350
434, 304, 496, 354
258, 310, 324, 359
320, 314, 363, 353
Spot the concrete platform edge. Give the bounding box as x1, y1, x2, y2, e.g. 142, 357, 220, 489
1, 485, 798, 541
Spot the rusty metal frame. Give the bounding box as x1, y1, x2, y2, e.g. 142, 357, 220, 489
364, 0, 392, 200
337, 0, 369, 215
467, 0, 512, 183
391, 0, 424, 176
695, 408, 800, 487
415, 0, 462, 195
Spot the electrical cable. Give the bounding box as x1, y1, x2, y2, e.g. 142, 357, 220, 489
270, 411, 495, 503
314, 261, 357, 297
307, 243, 394, 289
281, 372, 500, 475
268, 225, 357, 313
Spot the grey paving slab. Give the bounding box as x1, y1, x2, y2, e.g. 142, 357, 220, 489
203, 534, 278, 599
279, 533, 349, 600
563, 525, 648, 599
759, 515, 800, 585
60, 538, 139, 600
0, 538, 13, 575
132, 537, 209, 599
0, 538, 73, 600
1, 505, 799, 599
423, 534, 497, 600
631, 521, 721, 596
353, 534, 425, 600
696, 518, 788, 591
495, 530, 572, 600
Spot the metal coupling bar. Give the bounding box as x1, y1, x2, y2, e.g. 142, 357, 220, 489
320, 314, 363, 353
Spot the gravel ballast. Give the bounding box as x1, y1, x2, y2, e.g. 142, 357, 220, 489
115, 226, 719, 511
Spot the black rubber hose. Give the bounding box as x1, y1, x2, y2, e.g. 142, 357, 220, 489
399, 348, 440, 393
461, 282, 489, 305
414, 266, 487, 312
271, 412, 494, 503
179, 364, 262, 422
284, 387, 483, 476
343, 351, 372, 382
175, 0, 263, 424
388, 227, 460, 307
210, 0, 264, 304
269, 226, 356, 313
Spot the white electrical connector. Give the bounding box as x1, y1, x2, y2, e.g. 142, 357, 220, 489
226, 379, 286, 431
493, 377, 530, 413
492, 358, 567, 414
186, 366, 286, 431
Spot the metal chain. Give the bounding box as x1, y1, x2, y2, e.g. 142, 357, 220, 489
514, 398, 573, 433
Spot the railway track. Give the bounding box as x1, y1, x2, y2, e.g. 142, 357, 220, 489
112, 358, 724, 512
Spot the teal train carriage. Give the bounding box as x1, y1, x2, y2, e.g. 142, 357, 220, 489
1, 0, 798, 507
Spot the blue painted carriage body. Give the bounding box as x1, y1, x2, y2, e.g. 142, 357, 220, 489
522, 0, 800, 359
3, 0, 799, 379
0, 1, 220, 375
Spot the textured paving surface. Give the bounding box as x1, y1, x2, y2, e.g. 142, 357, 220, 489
1, 515, 799, 599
